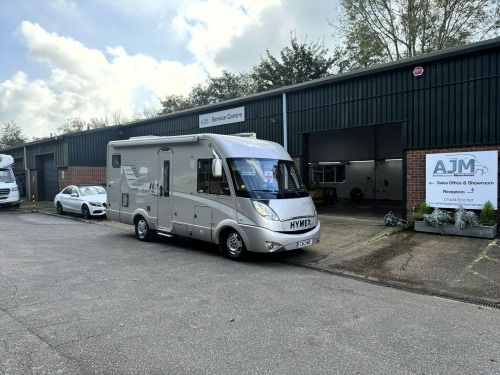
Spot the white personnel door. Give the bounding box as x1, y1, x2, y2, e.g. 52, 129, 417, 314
157, 150, 172, 230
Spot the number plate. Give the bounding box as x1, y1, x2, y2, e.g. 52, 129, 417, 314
297, 239, 313, 248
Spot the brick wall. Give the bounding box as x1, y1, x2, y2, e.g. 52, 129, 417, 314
406, 146, 500, 221
58, 166, 106, 191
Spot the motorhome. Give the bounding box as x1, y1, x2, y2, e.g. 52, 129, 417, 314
106, 133, 320, 260
0, 154, 20, 207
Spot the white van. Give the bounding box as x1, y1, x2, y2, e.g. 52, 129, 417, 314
0, 154, 20, 207
106, 134, 320, 260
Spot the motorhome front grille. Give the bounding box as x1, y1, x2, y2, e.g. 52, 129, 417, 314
0, 188, 10, 195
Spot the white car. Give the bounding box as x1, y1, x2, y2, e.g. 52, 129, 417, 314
54, 184, 107, 219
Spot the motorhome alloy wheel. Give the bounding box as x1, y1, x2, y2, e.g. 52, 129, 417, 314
223, 231, 247, 260
135, 217, 154, 241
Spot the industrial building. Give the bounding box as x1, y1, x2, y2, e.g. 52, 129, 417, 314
4, 37, 500, 219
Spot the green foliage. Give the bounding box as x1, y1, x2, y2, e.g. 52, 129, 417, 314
0, 121, 27, 150
454, 206, 478, 230
413, 202, 433, 221
159, 71, 254, 114
331, 0, 500, 72
251, 34, 335, 92
480, 200, 496, 226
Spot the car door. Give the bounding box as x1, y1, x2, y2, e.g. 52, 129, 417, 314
65, 186, 81, 213
59, 186, 74, 212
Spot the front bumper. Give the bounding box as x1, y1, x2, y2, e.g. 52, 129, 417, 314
0, 192, 20, 206
239, 222, 321, 253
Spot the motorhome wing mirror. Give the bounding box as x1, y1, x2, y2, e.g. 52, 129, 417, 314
212, 159, 222, 177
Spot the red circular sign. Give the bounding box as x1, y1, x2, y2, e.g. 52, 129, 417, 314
413, 66, 424, 77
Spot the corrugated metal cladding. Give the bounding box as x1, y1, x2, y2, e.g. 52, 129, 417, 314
123, 98, 284, 145
285, 46, 500, 155
67, 127, 123, 166
25, 140, 67, 169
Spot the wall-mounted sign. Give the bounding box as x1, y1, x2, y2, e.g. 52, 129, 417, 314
426, 151, 498, 210
199, 106, 245, 128
413, 66, 424, 77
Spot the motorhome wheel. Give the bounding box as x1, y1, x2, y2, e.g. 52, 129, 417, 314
222, 231, 247, 260
135, 216, 154, 241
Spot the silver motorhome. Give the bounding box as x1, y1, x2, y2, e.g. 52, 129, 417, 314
106, 134, 320, 260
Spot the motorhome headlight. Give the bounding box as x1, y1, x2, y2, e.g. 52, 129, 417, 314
89, 201, 103, 207
252, 200, 280, 221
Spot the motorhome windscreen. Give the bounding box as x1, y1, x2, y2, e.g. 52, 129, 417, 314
227, 158, 308, 199
0, 168, 15, 183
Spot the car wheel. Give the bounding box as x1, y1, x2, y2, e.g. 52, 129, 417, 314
135, 216, 154, 241
56, 202, 65, 215
221, 230, 247, 260
82, 204, 91, 219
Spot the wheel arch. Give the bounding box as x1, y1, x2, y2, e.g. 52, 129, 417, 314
214, 220, 250, 250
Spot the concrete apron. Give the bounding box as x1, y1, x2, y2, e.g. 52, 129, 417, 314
279, 214, 500, 305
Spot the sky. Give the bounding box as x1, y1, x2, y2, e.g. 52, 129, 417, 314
0, 0, 339, 139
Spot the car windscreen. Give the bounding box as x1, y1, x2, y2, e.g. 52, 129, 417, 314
227, 158, 309, 199
78, 185, 106, 196
0, 168, 15, 183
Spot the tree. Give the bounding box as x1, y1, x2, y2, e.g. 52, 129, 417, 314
189, 70, 255, 106
159, 94, 193, 115
159, 71, 254, 115
251, 34, 336, 92
331, 0, 500, 72
58, 116, 86, 134
0, 121, 27, 150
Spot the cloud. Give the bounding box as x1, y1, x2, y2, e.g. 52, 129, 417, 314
171, 0, 280, 74
0, 21, 205, 138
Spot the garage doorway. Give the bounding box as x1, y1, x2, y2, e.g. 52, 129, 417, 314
305, 123, 403, 218
36, 153, 59, 201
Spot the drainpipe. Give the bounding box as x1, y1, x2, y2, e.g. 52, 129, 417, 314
24, 146, 30, 199
282, 93, 289, 188
282, 93, 288, 152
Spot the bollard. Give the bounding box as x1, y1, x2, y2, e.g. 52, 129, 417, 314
32, 194, 36, 212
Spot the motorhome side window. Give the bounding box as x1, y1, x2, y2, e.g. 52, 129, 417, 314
197, 159, 231, 195
112, 154, 121, 168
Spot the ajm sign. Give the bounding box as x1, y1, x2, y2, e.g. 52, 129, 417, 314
426, 151, 498, 210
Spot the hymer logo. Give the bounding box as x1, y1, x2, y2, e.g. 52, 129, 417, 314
433, 154, 488, 176
290, 219, 312, 229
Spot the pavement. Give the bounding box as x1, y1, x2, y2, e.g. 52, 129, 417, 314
3, 198, 499, 307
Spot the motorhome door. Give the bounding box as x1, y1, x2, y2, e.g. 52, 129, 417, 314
157, 150, 172, 230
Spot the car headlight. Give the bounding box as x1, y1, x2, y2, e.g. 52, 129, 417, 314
12, 186, 18, 191
252, 200, 280, 221
89, 201, 103, 207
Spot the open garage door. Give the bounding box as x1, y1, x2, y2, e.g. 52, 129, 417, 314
307, 123, 403, 203
36, 153, 59, 201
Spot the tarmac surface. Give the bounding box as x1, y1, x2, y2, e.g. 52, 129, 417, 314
2, 198, 499, 308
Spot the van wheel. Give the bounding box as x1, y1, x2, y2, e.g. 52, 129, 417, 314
135, 216, 154, 241
82, 204, 91, 219
221, 230, 247, 260
56, 202, 65, 215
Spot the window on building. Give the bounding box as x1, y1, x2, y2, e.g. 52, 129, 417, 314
311, 164, 345, 184
197, 159, 231, 195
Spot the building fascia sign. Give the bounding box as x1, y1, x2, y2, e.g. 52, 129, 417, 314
426, 151, 498, 210
199, 106, 245, 128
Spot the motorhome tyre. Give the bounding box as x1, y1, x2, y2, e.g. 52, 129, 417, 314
221, 230, 247, 260
135, 216, 154, 241
56, 202, 65, 215
82, 204, 91, 219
